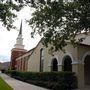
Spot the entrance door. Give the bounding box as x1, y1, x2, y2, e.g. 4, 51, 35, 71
63, 56, 72, 71
52, 58, 58, 71
84, 55, 90, 85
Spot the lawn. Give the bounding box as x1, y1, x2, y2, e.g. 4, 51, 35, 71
0, 77, 13, 90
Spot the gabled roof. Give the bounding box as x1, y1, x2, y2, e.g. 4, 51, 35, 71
16, 47, 35, 60
16, 39, 42, 60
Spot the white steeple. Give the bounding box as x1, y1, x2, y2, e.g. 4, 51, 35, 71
14, 20, 24, 49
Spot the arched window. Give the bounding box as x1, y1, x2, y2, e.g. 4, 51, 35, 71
40, 48, 44, 72
51, 58, 58, 71
63, 56, 72, 71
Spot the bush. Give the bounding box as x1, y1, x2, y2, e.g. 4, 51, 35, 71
6, 71, 78, 89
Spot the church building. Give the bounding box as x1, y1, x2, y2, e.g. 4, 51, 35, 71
11, 22, 90, 88
10, 21, 27, 70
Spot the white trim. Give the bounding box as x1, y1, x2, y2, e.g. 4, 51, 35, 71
48, 63, 62, 67
58, 63, 62, 66
52, 55, 59, 64
11, 48, 27, 52
82, 51, 90, 63
48, 54, 60, 67
72, 61, 79, 64
62, 52, 74, 65
48, 64, 52, 67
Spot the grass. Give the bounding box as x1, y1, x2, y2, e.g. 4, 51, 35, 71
0, 77, 13, 90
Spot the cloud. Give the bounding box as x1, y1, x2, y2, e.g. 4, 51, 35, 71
0, 55, 10, 63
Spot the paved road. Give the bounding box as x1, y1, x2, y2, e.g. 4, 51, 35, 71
0, 73, 49, 90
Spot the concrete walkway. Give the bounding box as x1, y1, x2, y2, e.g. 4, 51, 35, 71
0, 73, 49, 90
1, 72, 90, 90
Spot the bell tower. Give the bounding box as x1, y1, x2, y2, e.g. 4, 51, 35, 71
14, 21, 24, 49
10, 21, 27, 70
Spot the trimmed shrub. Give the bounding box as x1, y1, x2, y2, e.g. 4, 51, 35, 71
6, 71, 78, 89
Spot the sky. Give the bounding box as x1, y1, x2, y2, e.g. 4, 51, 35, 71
0, 6, 41, 62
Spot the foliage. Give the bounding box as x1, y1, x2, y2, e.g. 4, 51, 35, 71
26, 0, 90, 51
0, 0, 23, 30
1, 0, 90, 51
6, 70, 78, 90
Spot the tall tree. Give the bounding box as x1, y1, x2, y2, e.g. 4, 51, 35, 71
0, 0, 23, 30
27, 0, 90, 51
1, 0, 90, 51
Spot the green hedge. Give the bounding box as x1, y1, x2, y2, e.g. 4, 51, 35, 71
6, 71, 78, 90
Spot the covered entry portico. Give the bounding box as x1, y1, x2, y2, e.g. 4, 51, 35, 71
78, 51, 90, 88
84, 55, 90, 85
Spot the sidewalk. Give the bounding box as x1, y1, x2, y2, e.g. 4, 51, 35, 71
1, 73, 90, 90
0, 72, 49, 90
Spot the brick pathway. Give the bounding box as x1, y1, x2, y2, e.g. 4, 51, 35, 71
0, 72, 49, 90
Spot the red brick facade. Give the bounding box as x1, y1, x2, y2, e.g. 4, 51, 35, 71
10, 48, 27, 70
16, 59, 28, 71
16, 50, 34, 71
